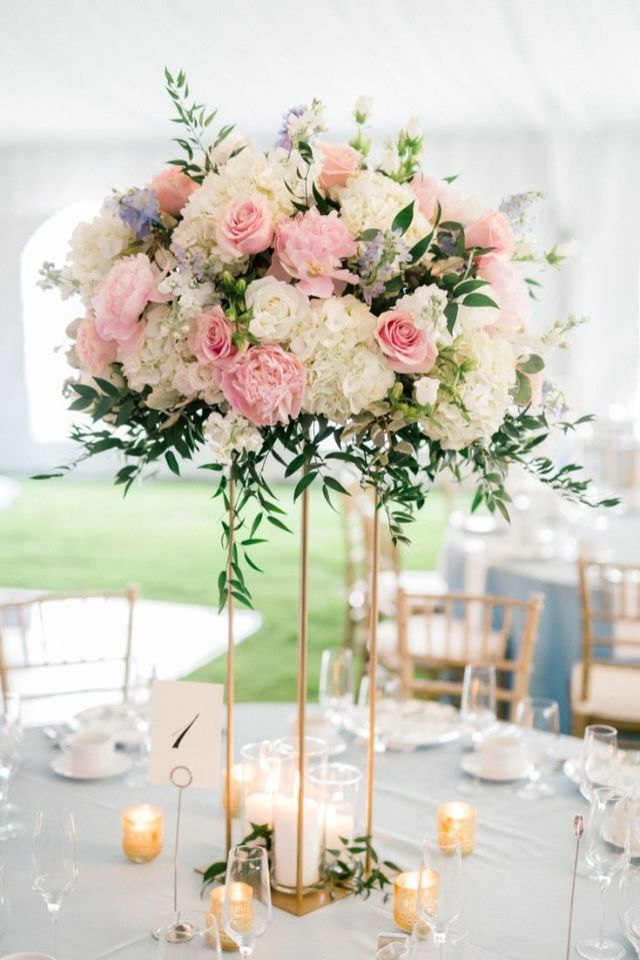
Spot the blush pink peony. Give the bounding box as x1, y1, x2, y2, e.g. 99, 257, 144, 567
275, 208, 358, 298
464, 211, 515, 257
216, 196, 274, 256
75, 313, 118, 374
317, 142, 360, 191
478, 255, 530, 329
374, 310, 438, 374
149, 168, 198, 216
190, 306, 237, 368
92, 254, 170, 348
220, 344, 305, 427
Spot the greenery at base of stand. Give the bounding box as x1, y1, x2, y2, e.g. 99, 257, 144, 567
201, 824, 400, 902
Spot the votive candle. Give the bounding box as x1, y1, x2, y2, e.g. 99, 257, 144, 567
208, 883, 253, 952
437, 801, 477, 856
392, 870, 438, 933
122, 804, 163, 863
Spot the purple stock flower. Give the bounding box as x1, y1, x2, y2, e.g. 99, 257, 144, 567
275, 104, 305, 150
108, 188, 160, 239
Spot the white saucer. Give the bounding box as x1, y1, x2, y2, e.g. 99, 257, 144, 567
461, 754, 533, 783
343, 700, 461, 750
74, 703, 146, 749
50, 753, 132, 781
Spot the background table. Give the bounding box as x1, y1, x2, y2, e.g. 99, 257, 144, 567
1, 703, 635, 958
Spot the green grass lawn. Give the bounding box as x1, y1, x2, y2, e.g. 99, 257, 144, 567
0, 478, 450, 701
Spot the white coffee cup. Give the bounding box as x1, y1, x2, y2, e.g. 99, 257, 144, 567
477, 728, 528, 778
62, 730, 115, 776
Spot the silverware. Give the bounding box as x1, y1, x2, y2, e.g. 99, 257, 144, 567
566, 814, 584, 960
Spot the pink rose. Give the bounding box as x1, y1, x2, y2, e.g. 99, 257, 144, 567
220, 344, 305, 427
374, 310, 438, 374
317, 142, 360, 191
216, 196, 274, 256
464, 211, 515, 257
92, 254, 170, 348
275, 208, 358, 298
190, 306, 237, 368
75, 313, 117, 374
478, 255, 530, 329
149, 168, 198, 216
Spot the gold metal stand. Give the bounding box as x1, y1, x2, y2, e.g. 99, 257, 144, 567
224, 473, 235, 858
365, 490, 380, 876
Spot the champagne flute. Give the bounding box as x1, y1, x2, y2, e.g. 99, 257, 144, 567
0, 696, 23, 840
32, 808, 78, 959
318, 648, 354, 727
576, 787, 627, 960
223, 845, 271, 959
418, 838, 464, 958
460, 665, 496, 744
619, 859, 640, 958
580, 725, 618, 803
516, 697, 560, 799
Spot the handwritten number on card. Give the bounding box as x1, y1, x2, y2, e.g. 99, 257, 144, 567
171, 713, 200, 749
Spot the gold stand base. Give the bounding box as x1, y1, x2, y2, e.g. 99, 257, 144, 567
271, 885, 352, 916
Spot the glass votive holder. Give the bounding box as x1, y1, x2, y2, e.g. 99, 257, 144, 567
208, 883, 252, 952
222, 763, 247, 820
240, 740, 281, 835
437, 801, 477, 856
309, 762, 361, 854
122, 804, 163, 863
392, 869, 438, 933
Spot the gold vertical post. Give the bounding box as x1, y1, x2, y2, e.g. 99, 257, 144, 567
295, 477, 310, 903
225, 473, 235, 858
364, 489, 380, 875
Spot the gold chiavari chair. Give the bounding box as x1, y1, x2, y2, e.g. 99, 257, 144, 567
0, 585, 138, 725
572, 559, 640, 736
392, 589, 543, 720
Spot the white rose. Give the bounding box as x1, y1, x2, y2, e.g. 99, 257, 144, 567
247, 277, 311, 343
414, 376, 439, 407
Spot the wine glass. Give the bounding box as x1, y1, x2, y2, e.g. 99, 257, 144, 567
318, 648, 354, 727
357, 667, 402, 753
516, 697, 560, 799
32, 807, 78, 959
580, 725, 618, 803
125, 660, 155, 788
223, 845, 271, 959
460, 665, 496, 744
418, 838, 464, 958
0, 859, 8, 942
619, 858, 640, 958
0, 696, 23, 840
576, 787, 627, 960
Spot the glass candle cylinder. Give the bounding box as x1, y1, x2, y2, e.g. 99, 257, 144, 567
241, 740, 281, 836
208, 883, 252, 952
271, 739, 328, 892
437, 802, 477, 856
392, 869, 438, 933
122, 804, 163, 863
222, 763, 247, 819
309, 762, 361, 857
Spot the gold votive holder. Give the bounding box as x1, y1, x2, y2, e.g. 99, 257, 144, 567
222, 764, 247, 819
122, 804, 163, 863
392, 869, 438, 933
208, 882, 253, 952
437, 801, 477, 856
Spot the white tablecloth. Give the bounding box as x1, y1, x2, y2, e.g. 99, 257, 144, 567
1, 704, 635, 959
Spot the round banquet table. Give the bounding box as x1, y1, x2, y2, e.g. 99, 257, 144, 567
1, 703, 635, 959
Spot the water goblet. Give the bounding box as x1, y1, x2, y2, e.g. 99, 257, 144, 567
318, 647, 354, 728
580, 724, 618, 803
516, 697, 560, 799
223, 845, 271, 959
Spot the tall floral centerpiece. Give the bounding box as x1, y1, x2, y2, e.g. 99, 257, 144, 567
39, 71, 613, 909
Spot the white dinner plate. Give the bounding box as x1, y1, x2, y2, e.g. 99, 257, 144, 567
50, 753, 132, 781
74, 703, 146, 749
461, 754, 533, 783
563, 753, 640, 793
344, 700, 461, 750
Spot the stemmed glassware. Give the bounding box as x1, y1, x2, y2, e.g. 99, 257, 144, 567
580, 724, 618, 803
516, 697, 560, 799
125, 660, 155, 788
223, 845, 271, 959
318, 647, 354, 728
576, 787, 627, 960
0, 693, 23, 840
460, 665, 497, 744
417, 838, 464, 958
31, 807, 78, 960
619, 858, 640, 958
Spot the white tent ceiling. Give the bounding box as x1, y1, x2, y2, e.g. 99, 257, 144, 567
2, 0, 640, 145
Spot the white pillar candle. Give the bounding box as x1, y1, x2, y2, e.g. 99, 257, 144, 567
324, 804, 355, 851
243, 792, 275, 835
273, 794, 321, 889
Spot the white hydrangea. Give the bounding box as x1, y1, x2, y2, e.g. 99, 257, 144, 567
204, 410, 262, 464
158, 267, 218, 321
394, 285, 451, 346
246, 277, 311, 343
423, 329, 516, 450
209, 133, 249, 169
290, 295, 394, 423
337, 170, 432, 247
64, 204, 134, 305
172, 360, 224, 406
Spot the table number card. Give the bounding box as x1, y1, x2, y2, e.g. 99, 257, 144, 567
149, 679, 223, 788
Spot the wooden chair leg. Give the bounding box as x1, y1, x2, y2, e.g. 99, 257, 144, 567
571, 713, 587, 738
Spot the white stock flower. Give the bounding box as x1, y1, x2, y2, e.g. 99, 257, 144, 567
246, 277, 311, 343
353, 95, 373, 123
404, 116, 422, 140
337, 170, 432, 244
159, 268, 218, 321
65, 205, 134, 305
394, 285, 451, 345
204, 410, 262, 464
209, 133, 248, 168
414, 376, 439, 407
554, 238, 580, 260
